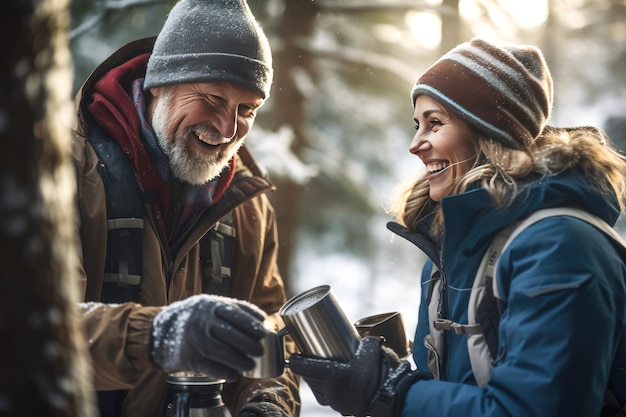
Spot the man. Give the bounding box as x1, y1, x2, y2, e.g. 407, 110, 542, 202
71, 0, 300, 416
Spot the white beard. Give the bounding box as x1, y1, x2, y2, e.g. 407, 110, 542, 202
151, 94, 237, 186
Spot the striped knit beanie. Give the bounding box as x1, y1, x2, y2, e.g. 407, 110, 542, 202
411, 37, 553, 150
144, 0, 273, 98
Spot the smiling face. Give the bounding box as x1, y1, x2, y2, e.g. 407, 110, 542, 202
410, 95, 478, 202
149, 82, 264, 185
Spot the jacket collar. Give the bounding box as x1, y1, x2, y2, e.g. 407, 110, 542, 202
440, 169, 621, 258
388, 169, 621, 266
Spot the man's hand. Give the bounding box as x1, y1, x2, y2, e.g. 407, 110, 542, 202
289, 336, 428, 417
238, 380, 297, 417
239, 402, 287, 417
151, 294, 267, 381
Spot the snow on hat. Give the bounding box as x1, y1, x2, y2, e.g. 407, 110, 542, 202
411, 37, 553, 150
144, 0, 273, 98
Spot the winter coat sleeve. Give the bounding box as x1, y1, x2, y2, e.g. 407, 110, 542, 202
401, 216, 626, 417
79, 302, 162, 390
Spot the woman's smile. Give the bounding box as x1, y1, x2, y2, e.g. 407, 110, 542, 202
425, 160, 450, 175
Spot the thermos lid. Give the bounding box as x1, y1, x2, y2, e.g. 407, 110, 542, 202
167, 372, 226, 386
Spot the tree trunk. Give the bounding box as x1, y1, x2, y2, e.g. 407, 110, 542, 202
267, 1, 319, 295
0, 0, 96, 416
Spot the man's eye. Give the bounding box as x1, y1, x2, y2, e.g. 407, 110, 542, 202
197, 93, 217, 105
239, 106, 256, 118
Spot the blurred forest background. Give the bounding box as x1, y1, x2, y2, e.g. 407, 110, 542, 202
70, 0, 626, 333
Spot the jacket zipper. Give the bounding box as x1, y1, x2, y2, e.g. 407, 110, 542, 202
438, 236, 450, 380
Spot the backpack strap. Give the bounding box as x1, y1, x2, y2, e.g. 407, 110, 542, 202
200, 211, 236, 296
424, 266, 448, 380
87, 123, 145, 303
86, 122, 147, 416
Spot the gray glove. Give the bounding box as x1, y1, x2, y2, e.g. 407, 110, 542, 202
152, 294, 267, 381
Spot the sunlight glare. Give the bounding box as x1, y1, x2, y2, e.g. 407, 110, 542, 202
500, 0, 548, 28
459, 0, 482, 21
460, 0, 548, 29
406, 11, 441, 51
373, 23, 403, 44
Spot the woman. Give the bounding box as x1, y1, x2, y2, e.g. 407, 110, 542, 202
289, 37, 626, 416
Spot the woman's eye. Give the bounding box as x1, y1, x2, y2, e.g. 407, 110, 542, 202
430, 118, 442, 126
413, 122, 420, 130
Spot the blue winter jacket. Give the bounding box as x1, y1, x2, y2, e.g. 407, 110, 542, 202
388, 169, 626, 417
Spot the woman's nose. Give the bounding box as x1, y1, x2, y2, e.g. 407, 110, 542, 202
409, 133, 431, 155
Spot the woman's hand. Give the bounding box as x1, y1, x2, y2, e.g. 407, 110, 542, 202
289, 336, 428, 417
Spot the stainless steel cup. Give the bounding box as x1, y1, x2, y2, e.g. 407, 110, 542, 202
354, 311, 411, 358
243, 323, 287, 379
279, 285, 360, 362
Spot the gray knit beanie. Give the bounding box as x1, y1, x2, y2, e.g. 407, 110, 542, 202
411, 37, 553, 150
144, 0, 273, 98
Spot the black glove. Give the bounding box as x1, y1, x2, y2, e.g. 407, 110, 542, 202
152, 294, 267, 382
239, 402, 287, 417
238, 378, 297, 417
289, 336, 429, 417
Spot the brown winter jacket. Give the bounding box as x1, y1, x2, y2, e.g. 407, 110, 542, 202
72, 38, 300, 417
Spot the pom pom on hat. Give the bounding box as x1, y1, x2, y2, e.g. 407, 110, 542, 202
411, 37, 553, 150
144, 0, 273, 98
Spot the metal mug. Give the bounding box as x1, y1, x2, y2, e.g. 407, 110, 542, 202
243, 322, 288, 379
278, 285, 360, 362
354, 311, 412, 358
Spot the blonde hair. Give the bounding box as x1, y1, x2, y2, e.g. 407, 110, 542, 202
390, 125, 626, 236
